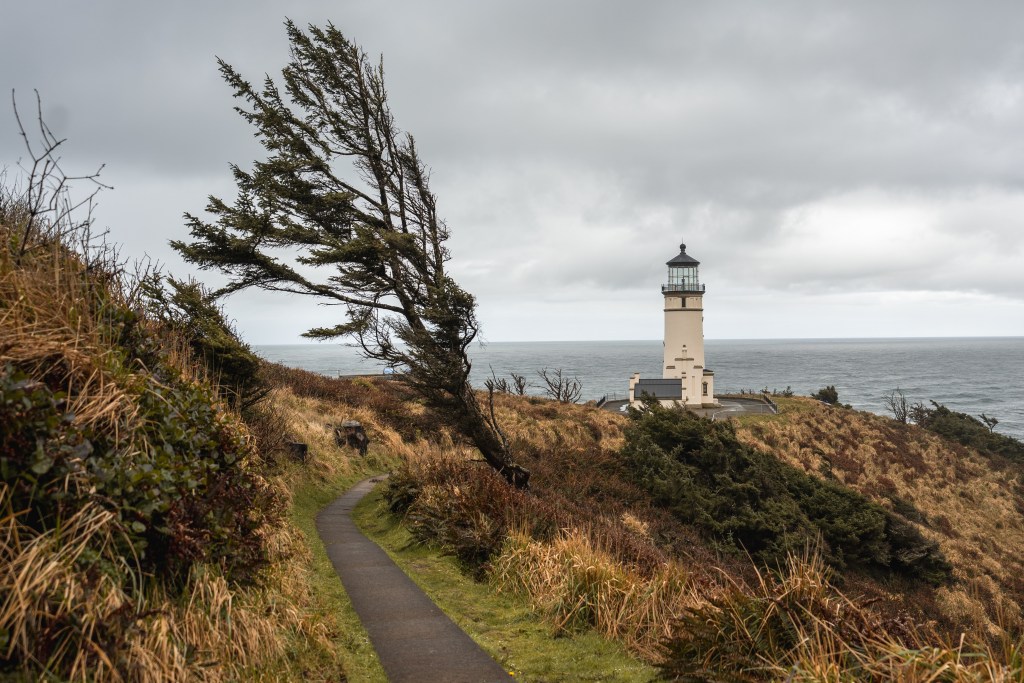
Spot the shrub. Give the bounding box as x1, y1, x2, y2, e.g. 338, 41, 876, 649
384, 458, 531, 572
658, 552, 917, 682
0, 365, 93, 532
141, 275, 268, 412
0, 355, 281, 588
913, 401, 1024, 463
620, 403, 950, 582
810, 385, 839, 404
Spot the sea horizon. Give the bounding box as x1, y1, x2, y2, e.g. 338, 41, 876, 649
255, 334, 1024, 345
256, 337, 1024, 440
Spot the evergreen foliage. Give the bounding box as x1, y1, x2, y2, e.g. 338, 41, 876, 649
620, 402, 950, 582
912, 400, 1024, 463
172, 20, 528, 487
811, 385, 840, 404
142, 275, 267, 412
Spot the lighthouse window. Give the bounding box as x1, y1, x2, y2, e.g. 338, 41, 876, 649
702, 382, 708, 396
668, 265, 700, 290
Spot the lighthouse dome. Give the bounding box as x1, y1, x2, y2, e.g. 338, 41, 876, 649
666, 243, 700, 266
664, 242, 703, 293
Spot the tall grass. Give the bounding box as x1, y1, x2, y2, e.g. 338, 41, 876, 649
0, 484, 128, 677
385, 392, 1024, 679
661, 551, 1024, 681
0, 171, 341, 679
736, 396, 1024, 637
489, 528, 698, 660
0, 480, 311, 681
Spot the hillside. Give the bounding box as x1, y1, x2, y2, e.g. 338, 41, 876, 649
376, 387, 1024, 679
734, 397, 1024, 637
0, 177, 652, 679
0, 193, 405, 680
5, 187, 1024, 679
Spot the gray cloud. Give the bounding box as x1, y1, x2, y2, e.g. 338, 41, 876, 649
2, 0, 1023, 342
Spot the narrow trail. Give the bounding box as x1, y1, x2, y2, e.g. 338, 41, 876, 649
317, 477, 513, 683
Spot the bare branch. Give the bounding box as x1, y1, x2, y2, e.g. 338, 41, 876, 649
537, 367, 583, 404
510, 372, 529, 396
10, 89, 112, 260
884, 388, 909, 424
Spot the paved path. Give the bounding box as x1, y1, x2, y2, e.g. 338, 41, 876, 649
317, 477, 513, 682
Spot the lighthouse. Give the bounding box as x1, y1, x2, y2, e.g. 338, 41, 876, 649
629, 241, 716, 408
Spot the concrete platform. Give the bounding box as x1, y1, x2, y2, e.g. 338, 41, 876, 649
601, 396, 777, 420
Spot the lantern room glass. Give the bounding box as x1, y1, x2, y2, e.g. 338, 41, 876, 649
668, 265, 699, 290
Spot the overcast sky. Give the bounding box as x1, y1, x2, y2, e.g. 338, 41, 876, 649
3, 1, 1023, 342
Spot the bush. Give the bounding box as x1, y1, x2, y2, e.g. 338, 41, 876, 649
811, 385, 839, 404
142, 275, 267, 412
0, 359, 281, 587
658, 553, 916, 682
0, 365, 92, 532
620, 402, 950, 582
913, 401, 1024, 463
383, 458, 530, 572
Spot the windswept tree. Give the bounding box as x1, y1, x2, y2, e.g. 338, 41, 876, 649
173, 21, 529, 487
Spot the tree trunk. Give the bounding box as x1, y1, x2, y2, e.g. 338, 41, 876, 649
454, 383, 531, 489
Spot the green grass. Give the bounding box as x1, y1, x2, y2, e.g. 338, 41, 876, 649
286, 455, 392, 682
353, 485, 659, 683
728, 395, 818, 428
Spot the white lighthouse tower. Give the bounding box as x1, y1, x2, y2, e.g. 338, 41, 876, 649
629, 241, 716, 408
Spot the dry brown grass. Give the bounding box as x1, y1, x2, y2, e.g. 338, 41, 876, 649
662, 550, 1024, 682
0, 480, 322, 682
14, 183, 1018, 678
0, 212, 362, 679
734, 397, 1024, 637
0, 237, 140, 439
386, 395, 739, 663
489, 527, 703, 661
387, 390, 1024, 678
266, 381, 419, 492
488, 391, 627, 454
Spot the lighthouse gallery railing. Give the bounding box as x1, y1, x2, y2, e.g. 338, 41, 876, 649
661, 284, 706, 293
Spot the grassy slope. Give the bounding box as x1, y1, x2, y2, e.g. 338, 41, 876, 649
733, 396, 1024, 635
267, 374, 1024, 675
353, 486, 657, 682
0, 207, 353, 681
267, 385, 401, 681
266, 376, 657, 680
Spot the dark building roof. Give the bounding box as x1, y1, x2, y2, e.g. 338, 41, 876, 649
666, 242, 700, 267
634, 378, 684, 399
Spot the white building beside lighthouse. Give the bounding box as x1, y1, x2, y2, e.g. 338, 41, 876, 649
629, 242, 716, 408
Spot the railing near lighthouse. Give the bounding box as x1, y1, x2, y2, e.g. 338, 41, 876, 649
661, 284, 706, 293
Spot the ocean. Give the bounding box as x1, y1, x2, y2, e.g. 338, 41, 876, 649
255, 337, 1024, 441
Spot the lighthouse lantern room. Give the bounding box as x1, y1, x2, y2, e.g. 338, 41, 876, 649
629, 242, 716, 408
